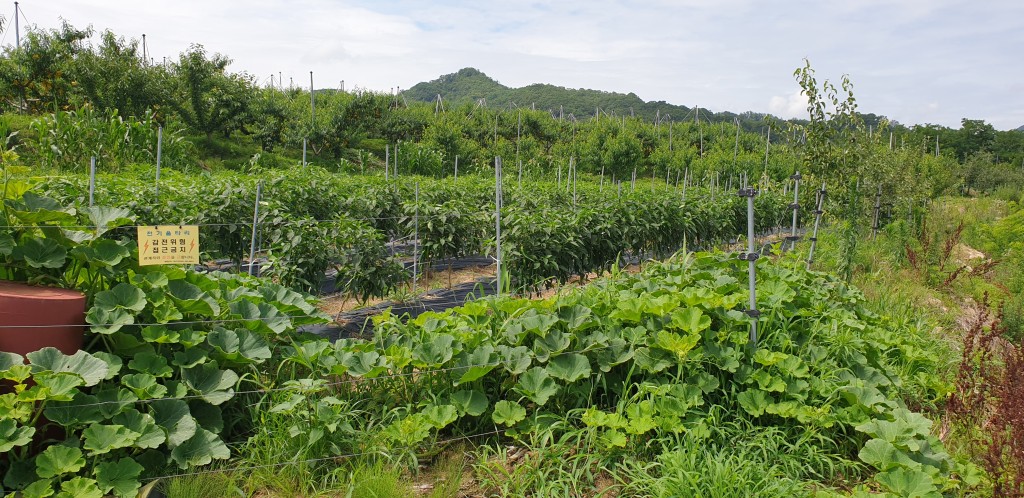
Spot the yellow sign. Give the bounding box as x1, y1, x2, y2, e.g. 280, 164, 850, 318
137, 225, 200, 266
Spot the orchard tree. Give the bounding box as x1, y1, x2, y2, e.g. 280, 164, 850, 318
166, 45, 254, 139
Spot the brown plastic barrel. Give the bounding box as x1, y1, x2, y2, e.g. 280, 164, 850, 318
0, 281, 86, 356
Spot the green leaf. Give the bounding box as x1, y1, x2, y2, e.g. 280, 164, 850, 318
737, 389, 771, 417
22, 479, 55, 498
669, 307, 711, 334
0, 351, 24, 371
228, 300, 288, 334
27, 348, 108, 386
83, 424, 138, 456
0, 230, 14, 257
594, 339, 633, 372
90, 352, 123, 380
169, 428, 230, 469
421, 404, 458, 429
122, 373, 168, 399
860, 438, 919, 472
168, 279, 220, 316
81, 206, 134, 235
181, 363, 238, 405
94, 458, 143, 498
35, 445, 85, 478
207, 327, 271, 364
10, 192, 75, 224
0, 419, 35, 452
546, 354, 592, 383
85, 307, 134, 334
151, 399, 198, 447
455, 345, 496, 385
73, 239, 130, 267
56, 477, 103, 498
497, 345, 532, 375
33, 372, 84, 400
876, 468, 939, 498
94, 283, 146, 312
633, 347, 674, 373
654, 330, 700, 360
111, 409, 165, 449
411, 333, 455, 367
515, 367, 559, 406
492, 400, 526, 427
450, 390, 488, 417
128, 352, 173, 377
533, 330, 570, 362
12, 235, 66, 269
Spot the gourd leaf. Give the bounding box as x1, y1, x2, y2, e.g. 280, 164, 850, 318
516, 367, 559, 406
181, 363, 238, 405
111, 409, 165, 449
122, 373, 168, 399
22, 479, 54, 498
533, 330, 570, 362
737, 389, 771, 417
27, 348, 108, 386
497, 345, 531, 375
412, 333, 455, 367
0, 231, 14, 256
94, 458, 144, 498
35, 445, 86, 478
94, 283, 146, 312
455, 345, 496, 385
492, 400, 526, 427
633, 347, 674, 373
859, 438, 919, 472
169, 428, 230, 469
86, 307, 135, 334
82, 424, 138, 456
81, 206, 133, 236
33, 372, 84, 400
12, 235, 66, 269
168, 279, 220, 316
128, 352, 173, 377
450, 390, 488, 416
73, 239, 130, 267
151, 399, 198, 447
0, 419, 34, 452
546, 354, 591, 383
56, 477, 103, 498
421, 404, 458, 429
876, 468, 939, 498
669, 307, 711, 334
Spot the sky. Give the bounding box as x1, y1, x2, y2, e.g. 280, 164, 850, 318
5, 0, 1023, 130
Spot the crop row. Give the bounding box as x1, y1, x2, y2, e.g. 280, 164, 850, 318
33, 166, 794, 296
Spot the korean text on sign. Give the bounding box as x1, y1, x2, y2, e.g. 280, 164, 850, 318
137, 225, 200, 266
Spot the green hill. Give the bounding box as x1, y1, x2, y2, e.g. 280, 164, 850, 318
405, 68, 770, 126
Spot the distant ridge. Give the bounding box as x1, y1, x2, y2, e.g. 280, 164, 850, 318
404, 68, 771, 127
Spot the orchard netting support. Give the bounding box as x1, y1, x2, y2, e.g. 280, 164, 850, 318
738, 184, 760, 349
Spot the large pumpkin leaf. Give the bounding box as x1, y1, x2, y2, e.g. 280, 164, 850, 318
450, 390, 488, 417
455, 345, 496, 385
27, 348, 108, 386
181, 363, 238, 405
546, 354, 592, 383
515, 367, 559, 406
492, 400, 526, 427
150, 399, 197, 447
94, 283, 146, 312
56, 477, 103, 498
169, 428, 230, 469
12, 235, 66, 268
0, 419, 34, 452
94, 458, 144, 498
35, 445, 86, 478
168, 279, 220, 316
82, 424, 138, 456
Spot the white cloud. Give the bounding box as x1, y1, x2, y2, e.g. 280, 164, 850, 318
768, 91, 807, 120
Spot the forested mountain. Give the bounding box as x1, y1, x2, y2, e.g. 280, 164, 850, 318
405, 68, 771, 128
